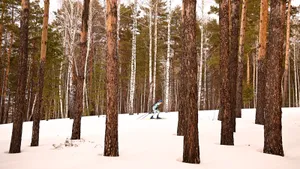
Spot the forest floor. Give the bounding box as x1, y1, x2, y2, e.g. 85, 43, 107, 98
0, 108, 299, 169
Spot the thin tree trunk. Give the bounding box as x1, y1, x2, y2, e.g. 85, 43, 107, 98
198, 0, 204, 110
71, 0, 90, 140
31, 0, 50, 146
294, 44, 298, 107
129, 0, 137, 115
182, 0, 200, 164
283, 0, 291, 106
229, 0, 240, 132
165, 0, 171, 112
263, 0, 285, 157
236, 0, 247, 118
59, 62, 64, 118
153, 1, 158, 104
9, 0, 30, 153
83, 0, 93, 115
1, 32, 13, 124
104, 0, 119, 157
256, 0, 268, 124
220, 0, 234, 146
177, 2, 186, 136
148, 3, 153, 113
4, 93, 11, 123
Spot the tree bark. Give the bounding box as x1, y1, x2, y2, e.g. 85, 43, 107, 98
129, 0, 137, 115
182, 0, 200, 164
71, 0, 90, 140
177, 2, 186, 137
263, 0, 285, 157
282, 0, 291, 106
164, 0, 171, 113
1, 32, 13, 124
256, 0, 268, 125
294, 44, 298, 107
229, 0, 240, 132
153, 1, 158, 105
104, 0, 119, 157
236, 0, 247, 118
220, 0, 234, 145
148, 3, 153, 113
9, 0, 30, 153
31, 0, 50, 146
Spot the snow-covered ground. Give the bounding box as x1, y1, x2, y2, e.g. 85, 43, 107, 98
0, 108, 300, 169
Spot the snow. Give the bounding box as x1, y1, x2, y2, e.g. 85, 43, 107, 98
0, 108, 300, 169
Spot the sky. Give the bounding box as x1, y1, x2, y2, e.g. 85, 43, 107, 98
44, 0, 300, 22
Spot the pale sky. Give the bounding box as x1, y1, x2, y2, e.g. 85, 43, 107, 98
44, 0, 300, 22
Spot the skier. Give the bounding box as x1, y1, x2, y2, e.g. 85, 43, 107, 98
150, 99, 163, 119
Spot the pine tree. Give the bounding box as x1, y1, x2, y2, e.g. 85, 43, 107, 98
236, 0, 247, 118
255, 0, 268, 125
229, 0, 240, 132
283, 0, 291, 106
182, 0, 200, 164
263, 0, 285, 157
104, 0, 119, 157
9, 0, 30, 153
220, 0, 234, 145
31, 0, 50, 146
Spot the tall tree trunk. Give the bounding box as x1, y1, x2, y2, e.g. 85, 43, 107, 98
59, 62, 64, 118
153, 1, 158, 104
9, 0, 30, 154
164, 0, 171, 112
236, 0, 247, 118
0, 1, 6, 123
148, 3, 153, 112
104, 0, 119, 157
229, 0, 240, 132
1, 32, 13, 124
31, 0, 50, 146
198, 0, 204, 110
220, 0, 234, 145
83, 0, 93, 115
71, 0, 90, 140
4, 93, 11, 123
263, 0, 285, 157
182, 0, 200, 164
177, 2, 186, 136
282, 0, 291, 106
129, 0, 137, 115
294, 44, 298, 107
256, 0, 268, 125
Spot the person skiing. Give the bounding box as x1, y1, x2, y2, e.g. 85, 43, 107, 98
150, 99, 163, 119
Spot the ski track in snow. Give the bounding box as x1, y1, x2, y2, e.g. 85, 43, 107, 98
0, 108, 300, 169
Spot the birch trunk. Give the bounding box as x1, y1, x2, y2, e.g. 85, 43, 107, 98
58, 62, 64, 118
236, 0, 247, 118
164, 0, 171, 112
198, 0, 204, 110
283, 0, 291, 106
129, 0, 137, 115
